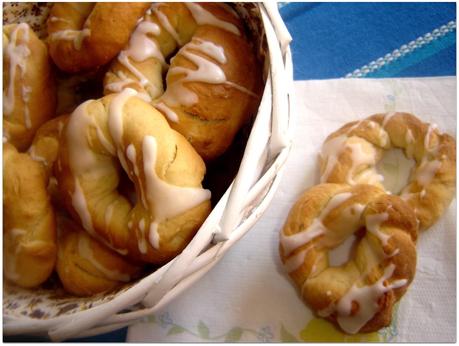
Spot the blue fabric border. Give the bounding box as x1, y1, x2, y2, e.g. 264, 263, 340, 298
280, 2, 456, 80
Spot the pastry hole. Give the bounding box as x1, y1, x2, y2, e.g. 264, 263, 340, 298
328, 234, 357, 267
375, 148, 415, 194
118, 167, 137, 205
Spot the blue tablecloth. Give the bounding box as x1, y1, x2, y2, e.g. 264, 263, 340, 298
5, 2, 455, 343
281, 2, 456, 79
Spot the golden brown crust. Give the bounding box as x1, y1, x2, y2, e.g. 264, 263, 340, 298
319, 112, 456, 230
56, 214, 142, 297
3, 143, 57, 288
104, 2, 263, 160
47, 3, 150, 73
3, 23, 56, 151
280, 183, 417, 334
55, 92, 212, 264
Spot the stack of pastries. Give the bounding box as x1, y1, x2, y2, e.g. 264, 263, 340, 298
3, 2, 262, 296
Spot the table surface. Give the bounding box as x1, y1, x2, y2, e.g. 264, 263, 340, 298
4, 2, 456, 342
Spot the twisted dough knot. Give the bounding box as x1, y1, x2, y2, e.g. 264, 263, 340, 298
3, 142, 57, 288
104, 2, 262, 160
56, 214, 142, 297
47, 3, 150, 72
55, 88, 212, 265
5, 114, 141, 295
319, 112, 456, 230
280, 183, 417, 334
3, 23, 56, 151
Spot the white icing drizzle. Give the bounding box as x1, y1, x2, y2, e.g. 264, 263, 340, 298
345, 141, 379, 184
94, 119, 116, 155
3, 23, 31, 127
124, 20, 164, 63
420, 189, 426, 198
154, 102, 179, 122
381, 112, 396, 128
164, 40, 227, 107
65, 101, 98, 236
72, 177, 94, 234
109, 6, 165, 96
49, 16, 72, 24
77, 235, 131, 282
334, 263, 407, 334
188, 38, 227, 64
283, 247, 310, 273
405, 128, 415, 144
185, 3, 240, 36
424, 123, 438, 151
141, 135, 211, 249
125, 143, 148, 209
224, 81, 259, 98
320, 136, 381, 185
153, 4, 183, 45
415, 158, 441, 186
49, 28, 91, 50
149, 222, 160, 249
280, 192, 353, 256
105, 71, 152, 103
320, 135, 348, 183
108, 88, 136, 146
126, 144, 140, 177
28, 145, 48, 165
21, 85, 32, 128
117, 53, 156, 96
137, 218, 148, 254
365, 212, 391, 246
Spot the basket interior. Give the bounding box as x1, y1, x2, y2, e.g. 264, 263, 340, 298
3, 2, 267, 322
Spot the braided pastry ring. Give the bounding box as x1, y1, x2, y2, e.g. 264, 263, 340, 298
104, 2, 262, 160
3, 142, 57, 288
280, 183, 417, 334
3, 23, 56, 151
47, 3, 149, 72
55, 88, 211, 264
319, 112, 456, 230
26, 115, 141, 296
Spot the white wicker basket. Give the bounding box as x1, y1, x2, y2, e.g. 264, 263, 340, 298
3, 2, 293, 341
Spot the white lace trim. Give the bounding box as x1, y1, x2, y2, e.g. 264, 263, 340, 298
345, 20, 456, 78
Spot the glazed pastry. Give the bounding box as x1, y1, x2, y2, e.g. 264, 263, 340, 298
47, 2, 150, 73
56, 214, 142, 297
280, 183, 417, 334
3, 143, 57, 288
3, 23, 56, 151
104, 2, 262, 160
55, 88, 212, 264
319, 112, 456, 230
28, 114, 68, 174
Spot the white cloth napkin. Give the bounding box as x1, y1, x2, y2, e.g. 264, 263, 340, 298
128, 77, 456, 342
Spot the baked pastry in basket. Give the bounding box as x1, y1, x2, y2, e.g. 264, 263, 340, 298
104, 2, 263, 160
3, 23, 56, 151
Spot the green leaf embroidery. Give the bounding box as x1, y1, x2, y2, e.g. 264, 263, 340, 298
147, 315, 156, 324
167, 325, 186, 335
225, 327, 243, 342
280, 324, 298, 342
197, 320, 210, 339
